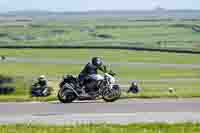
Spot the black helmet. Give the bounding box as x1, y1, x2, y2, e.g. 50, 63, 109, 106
92, 57, 103, 67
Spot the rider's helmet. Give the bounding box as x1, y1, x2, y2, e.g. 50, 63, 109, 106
38, 75, 46, 81
131, 81, 137, 86
92, 57, 103, 67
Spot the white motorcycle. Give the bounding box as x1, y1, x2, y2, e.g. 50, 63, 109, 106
58, 73, 121, 103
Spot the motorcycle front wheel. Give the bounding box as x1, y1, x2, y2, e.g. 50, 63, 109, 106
102, 85, 121, 102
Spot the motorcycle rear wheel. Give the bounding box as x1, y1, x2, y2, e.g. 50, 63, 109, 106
57, 88, 77, 103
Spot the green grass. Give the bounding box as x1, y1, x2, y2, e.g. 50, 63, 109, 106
1, 123, 200, 133
0, 48, 200, 101
1, 49, 200, 64
123, 81, 200, 98
0, 62, 199, 80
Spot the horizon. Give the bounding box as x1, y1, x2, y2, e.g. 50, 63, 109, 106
0, 0, 199, 12
1, 8, 200, 13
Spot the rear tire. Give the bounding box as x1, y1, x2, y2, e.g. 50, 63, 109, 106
57, 88, 77, 103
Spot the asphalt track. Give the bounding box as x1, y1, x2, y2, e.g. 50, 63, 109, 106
0, 99, 200, 124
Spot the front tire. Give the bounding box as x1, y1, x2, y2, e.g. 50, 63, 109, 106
102, 85, 121, 102
57, 88, 77, 103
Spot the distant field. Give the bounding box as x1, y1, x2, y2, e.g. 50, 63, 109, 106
0, 18, 200, 50
1, 123, 200, 133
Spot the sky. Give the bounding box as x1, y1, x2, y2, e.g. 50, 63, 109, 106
0, 0, 199, 12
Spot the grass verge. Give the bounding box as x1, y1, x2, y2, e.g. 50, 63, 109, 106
0, 123, 200, 133
0, 73, 200, 102
0, 95, 56, 102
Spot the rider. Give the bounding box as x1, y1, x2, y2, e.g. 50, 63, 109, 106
127, 81, 140, 94
78, 57, 115, 90
32, 75, 49, 96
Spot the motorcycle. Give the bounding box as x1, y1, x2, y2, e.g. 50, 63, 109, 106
57, 73, 121, 103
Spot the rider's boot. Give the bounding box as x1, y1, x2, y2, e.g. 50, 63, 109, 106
78, 80, 90, 97
42, 87, 49, 96
78, 86, 91, 98
79, 87, 89, 97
